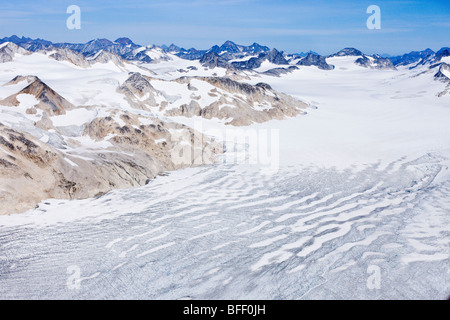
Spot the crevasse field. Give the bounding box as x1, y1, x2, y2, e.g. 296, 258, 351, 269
0, 53, 449, 299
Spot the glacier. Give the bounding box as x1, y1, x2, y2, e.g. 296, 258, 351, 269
0, 157, 449, 299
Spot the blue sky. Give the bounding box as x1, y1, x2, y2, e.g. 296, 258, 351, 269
0, 0, 449, 55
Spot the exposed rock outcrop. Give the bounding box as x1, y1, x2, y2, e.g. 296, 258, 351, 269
262, 66, 299, 76
0, 77, 74, 115
434, 62, 450, 82
389, 49, 435, 67
117, 72, 160, 109
200, 52, 231, 69
231, 49, 288, 70
355, 55, 396, 70
297, 53, 334, 70
0, 42, 29, 63
86, 50, 125, 66
330, 48, 363, 57
117, 72, 307, 126
0, 108, 221, 215
45, 47, 91, 68
167, 77, 307, 126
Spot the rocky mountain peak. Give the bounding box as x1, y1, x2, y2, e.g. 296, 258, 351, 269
332, 48, 363, 57
297, 53, 334, 70
220, 40, 241, 53
200, 52, 230, 69
266, 48, 289, 65
114, 37, 135, 45
0, 42, 29, 63
434, 62, 450, 81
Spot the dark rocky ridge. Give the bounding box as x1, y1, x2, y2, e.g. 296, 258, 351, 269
231, 49, 288, 70
297, 53, 334, 70
200, 52, 231, 69
355, 55, 396, 70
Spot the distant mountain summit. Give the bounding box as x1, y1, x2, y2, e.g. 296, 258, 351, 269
294, 50, 320, 57
389, 49, 435, 66
435, 48, 450, 62
114, 37, 135, 45
231, 48, 288, 70
0, 35, 52, 51
388, 48, 450, 69
205, 40, 270, 62
297, 53, 334, 70
200, 52, 231, 69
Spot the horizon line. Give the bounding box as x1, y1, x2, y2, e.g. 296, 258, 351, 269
0, 34, 447, 57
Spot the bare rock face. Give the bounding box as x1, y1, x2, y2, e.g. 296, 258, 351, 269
436, 64, 450, 96
434, 63, 450, 82
38, 46, 127, 68
200, 52, 232, 69
117, 73, 308, 126
0, 124, 153, 214
0, 77, 74, 115
167, 77, 308, 126
0, 73, 222, 214
297, 53, 334, 70
117, 72, 160, 109
0, 125, 64, 214
355, 55, 397, 70
3, 75, 38, 85
86, 50, 124, 67
0, 42, 29, 63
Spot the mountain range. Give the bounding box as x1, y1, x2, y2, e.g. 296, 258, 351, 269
2, 35, 449, 73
